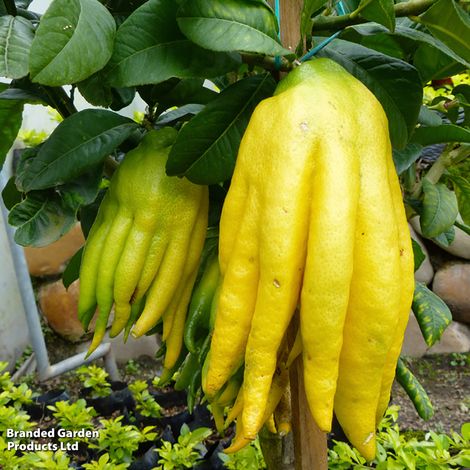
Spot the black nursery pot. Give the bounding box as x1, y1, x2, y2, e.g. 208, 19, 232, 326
80, 381, 135, 416
25, 389, 70, 419
129, 444, 159, 470
149, 387, 187, 409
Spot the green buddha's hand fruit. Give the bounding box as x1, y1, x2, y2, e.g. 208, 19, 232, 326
78, 128, 208, 357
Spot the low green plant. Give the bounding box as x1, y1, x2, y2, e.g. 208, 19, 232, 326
449, 352, 469, 367
0, 382, 34, 409
76, 365, 112, 398
219, 437, 266, 469
89, 416, 157, 463
0, 435, 23, 469
0, 362, 12, 390
328, 406, 470, 469
48, 399, 97, 434
129, 380, 162, 418
20, 450, 72, 469
125, 359, 141, 375
0, 406, 34, 436
82, 453, 130, 469
156, 423, 212, 470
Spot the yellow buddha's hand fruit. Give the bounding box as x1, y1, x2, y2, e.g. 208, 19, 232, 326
205, 58, 414, 461
78, 128, 208, 356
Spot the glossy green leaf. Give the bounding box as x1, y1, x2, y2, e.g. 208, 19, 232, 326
447, 173, 470, 225
411, 125, 470, 146
155, 104, 204, 127
8, 191, 76, 247
316, 39, 422, 149
414, 44, 466, 82
433, 225, 455, 247
60, 168, 102, 212
396, 358, 434, 420
358, 0, 395, 32
107, 0, 240, 87
392, 143, 422, 175
419, 0, 470, 65
453, 84, 470, 128
418, 106, 442, 127
412, 282, 452, 347
411, 238, 425, 272
301, 0, 328, 42
360, 33, 405, 59
167, 73, 276, 184
62, 247, 83, 289
138, 78, 217, 109
421, 179, 458, 238
17, 109, 139, 192
1, 176, 22, 210
0, 15, 34, 79
77, 71, 136, 110
0, 83, 23, 170
352, 24, 470, 68
29, 0, 116, 86
177, 0, 290, 56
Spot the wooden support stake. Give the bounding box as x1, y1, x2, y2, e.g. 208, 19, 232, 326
290, 356, 328, 470
264, 2, 328, 468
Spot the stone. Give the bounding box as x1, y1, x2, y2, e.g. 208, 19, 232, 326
38, 278, 160, 361
401, 312, 470, 357
38, 279, 90, 343
432, 262, 470, 325
410, 216, 470, 261
409, 225, 434, 284
24, 224, 85, 277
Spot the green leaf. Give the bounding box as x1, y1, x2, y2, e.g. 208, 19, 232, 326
411, 238, 425, 272
392, 142, 422, 175
167, 73, 276, 184
453, 84, 470, 128
421, 179, 458, 238
352, 24, 470, 68
301, 0, 328, 42
0, 15, 34, 79
433, 225, 455, 246
418, 106, 442, 127
60, 168, 102, 212
77, 71, 136, 110
155, 104, 204, 127
107, 0, 240, 88
62, 247, 83, 288
447, 172, 470, 225
411, 124, 470, 146
29, 0, 116, 86
396, 357, 434, 420
0, 83, 23, 170
316, 39, 423, 149
419, 0, 470, 65
177, 0, 291, 57
1, 176, 22, 210
8, 191, 76, 247
138, 78, 217, 109
414, 44, 466, 82
17, 109, 139, 192
412, 282, 452, 347
359, 0, 395, 32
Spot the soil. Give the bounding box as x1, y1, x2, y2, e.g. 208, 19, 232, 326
390, 353, 470, 434
18, 352, 470, 435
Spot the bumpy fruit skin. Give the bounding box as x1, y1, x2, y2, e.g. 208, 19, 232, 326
207, 58, 414, 460
78, 128, 208, 355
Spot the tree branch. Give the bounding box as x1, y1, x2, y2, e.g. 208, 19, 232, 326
3, 0, 17, 16
311, 0, 437, 32
241, 53, 294, 72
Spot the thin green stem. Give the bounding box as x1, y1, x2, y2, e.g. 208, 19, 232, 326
311, 0, 437, 32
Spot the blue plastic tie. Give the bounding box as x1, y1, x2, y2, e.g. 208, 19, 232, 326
274, 0, 282, 70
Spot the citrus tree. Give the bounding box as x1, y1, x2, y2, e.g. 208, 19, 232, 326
0, 0, 469, 464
